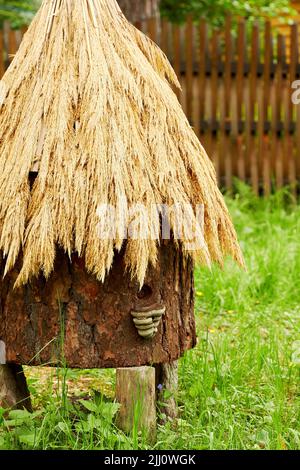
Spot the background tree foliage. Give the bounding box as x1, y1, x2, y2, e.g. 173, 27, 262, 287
160, 0, 296, 26
0, 0, 296, 27
0, 0, 39, 28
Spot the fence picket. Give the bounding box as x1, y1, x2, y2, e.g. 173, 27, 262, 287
236, 19, 246, 182
289, 23, 298, 195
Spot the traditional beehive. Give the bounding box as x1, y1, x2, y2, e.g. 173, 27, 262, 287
0, 0, 243, 370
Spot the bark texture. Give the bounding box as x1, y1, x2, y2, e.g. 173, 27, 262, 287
0, 244, 196, 369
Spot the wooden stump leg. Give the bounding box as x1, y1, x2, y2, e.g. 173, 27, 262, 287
116, 366, 156, 440
0, 364, 32, 411
155, 360, 178, 421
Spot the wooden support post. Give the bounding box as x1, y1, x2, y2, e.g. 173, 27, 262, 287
155, 360, 178, 422
116, 366, 156, 440
0, 364, 32, 411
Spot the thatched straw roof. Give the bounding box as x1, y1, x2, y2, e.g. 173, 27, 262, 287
0, 0, 243, 288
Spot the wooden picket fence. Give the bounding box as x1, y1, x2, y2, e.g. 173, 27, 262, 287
1, 18, 300, 194
138, 16, 300, 195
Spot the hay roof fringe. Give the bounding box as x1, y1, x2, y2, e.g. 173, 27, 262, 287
0, 0, 243, 288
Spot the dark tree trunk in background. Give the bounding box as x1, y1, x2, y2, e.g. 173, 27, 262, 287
118, 0, 159, 22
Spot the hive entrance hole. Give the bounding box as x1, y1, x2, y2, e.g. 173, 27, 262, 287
137, 284, 153, 300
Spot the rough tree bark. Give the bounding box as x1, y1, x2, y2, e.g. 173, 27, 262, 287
117, 0, 159, 22
0, 243, 196, 369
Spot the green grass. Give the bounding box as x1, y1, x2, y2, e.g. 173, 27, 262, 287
1, 184, 300, 450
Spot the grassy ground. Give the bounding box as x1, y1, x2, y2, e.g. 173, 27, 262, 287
1, 184, 300, 450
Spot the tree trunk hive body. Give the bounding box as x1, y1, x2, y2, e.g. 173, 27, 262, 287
0, 244, 196, 369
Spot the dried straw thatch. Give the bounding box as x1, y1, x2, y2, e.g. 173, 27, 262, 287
0, 0, 243, 288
